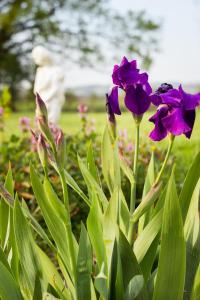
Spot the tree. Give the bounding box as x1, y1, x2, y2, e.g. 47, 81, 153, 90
0, 0, 160, 101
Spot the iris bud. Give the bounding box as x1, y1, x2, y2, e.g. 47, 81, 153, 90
56, 130, 66, 166
37, 134, 48, 174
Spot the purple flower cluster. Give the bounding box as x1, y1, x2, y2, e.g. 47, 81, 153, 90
149, 84, 200, 141
107, 57, 200, 141
107, 56, 152, 118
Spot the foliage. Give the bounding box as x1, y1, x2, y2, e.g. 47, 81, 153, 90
0, 96, 199, 299
0, 0, 160, 101
0, 85, 12, 112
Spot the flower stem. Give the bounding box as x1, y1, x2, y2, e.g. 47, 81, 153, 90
128, 123, 140, 244
130, 123, 140, 213
154, 135, 175, 186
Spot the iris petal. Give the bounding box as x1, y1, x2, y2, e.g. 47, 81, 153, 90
125, 84, 151, 115
149, 106, 168, 141
179, 85, 200, 110
160, 89, 181, 106
112, 56, 140, 87
106, 86, 121, 115
183, 109, 196, 138
162, 107, 191, 136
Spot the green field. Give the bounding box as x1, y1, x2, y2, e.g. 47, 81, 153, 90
2, 109, 200, 165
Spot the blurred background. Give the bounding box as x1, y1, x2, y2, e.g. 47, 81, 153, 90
1, 0, 199, 112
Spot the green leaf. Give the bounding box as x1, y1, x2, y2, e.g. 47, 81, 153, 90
119, 190, 130, 236
153, 172, 186, 300
134, 208, 162, 264
33, 273, 42, 300
0, 167, 14, 248
191, 264, 200, 300
179, 151, 200, 222
77, 223, 92, 300
13, 199, 40, 299
103, 188, 118, 268
125, 275, 144, 300
22, 200, 55, 251
43, 178, 68, 223
78, 156, 108, 211
30, 165, 73, 281
119, 157, 134, 185
87, 194, 107, 272
64, 170, 91, 207
0, 245, 12, 273
87, 142, 101, 185
0, 262, 23, 300
137, 183, 167, 282
118, 231, 142, 289
101, 125, 115, 192
35, 246, 71, 300
138, 152, 155, 234
118, 231, 148, 300
184, 180, 200, 299
131, 183, 162, 224
94, 263, 108, 299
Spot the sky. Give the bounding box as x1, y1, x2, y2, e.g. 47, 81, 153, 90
66, 0, 200, 87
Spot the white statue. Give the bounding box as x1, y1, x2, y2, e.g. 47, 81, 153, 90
32, 45, 65, 124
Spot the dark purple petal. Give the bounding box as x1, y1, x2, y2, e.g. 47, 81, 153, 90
112, 56, 140, 87
106, 86, 121, 115
138, 72, 148, 84
162, 107, 191, 136
119, 66, 139, 86
125, 84, 151, 115
149, 94, 162, 106
160, 89, 182, 106
143, 81, 152, 95
179, 85, 200, 110
157, 83, 173, 94
149, 106, 169, 141
112, 65, 121, 86
120, 56, 129, 67
183, 109, 196, 138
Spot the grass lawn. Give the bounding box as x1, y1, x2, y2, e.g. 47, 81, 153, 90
2, 109, 200, 169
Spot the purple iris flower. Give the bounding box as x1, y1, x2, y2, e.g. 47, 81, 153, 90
106, 86, 121, 123
149, 84, 200, 141
110, 56, 152, 116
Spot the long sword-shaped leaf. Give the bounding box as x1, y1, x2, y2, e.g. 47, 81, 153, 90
191, 264, 200, 300
179, 151, 200, 222
87, 194, 107, 272
87, 142, 101, 185
78, 156, 108, 210
13, 199, 41, 299
30, 165, 73, 280
0, 167, 14, 249
153, 172, 186, 300
184, 180, 200, 299
77, 223, 92, 300
0, 262, 23, 300
134, 208, 162, 264
64, 170, 90, 207
130, 183, 162, 223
